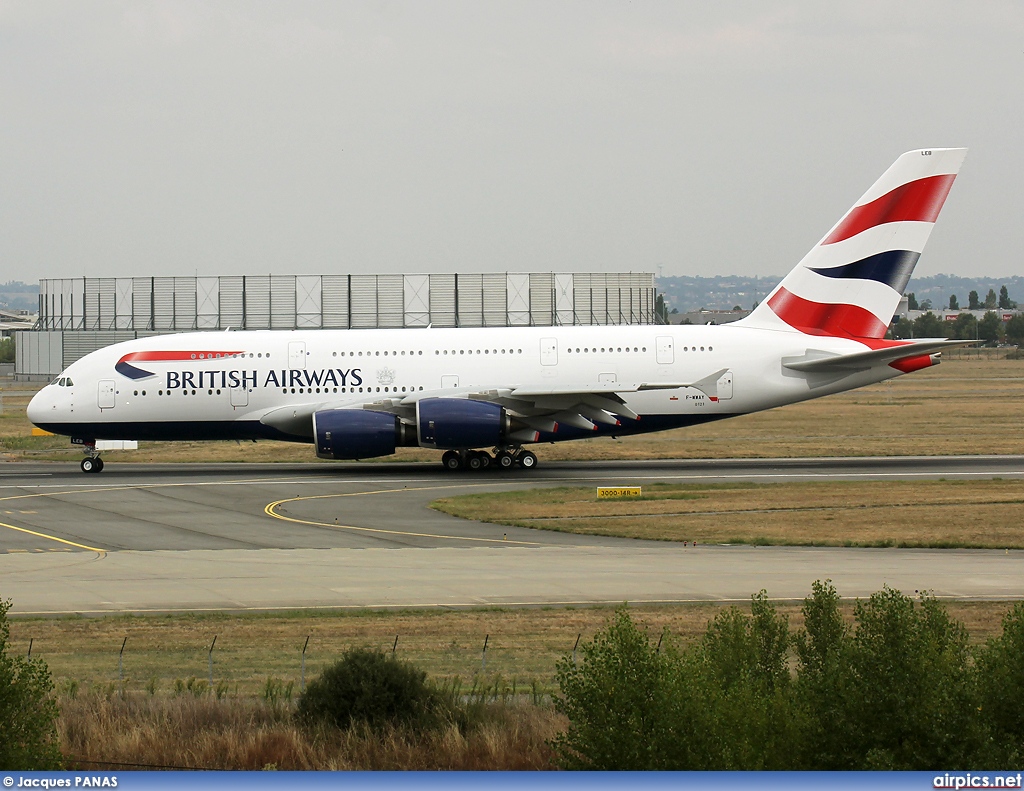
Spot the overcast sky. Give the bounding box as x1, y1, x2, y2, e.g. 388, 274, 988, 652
2, 1, 1022, 282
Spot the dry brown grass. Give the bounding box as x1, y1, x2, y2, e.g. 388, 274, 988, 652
47, 595, 1021, 770
432, 480, 1024, 548
10, 599, 1018, 700
4, 354, 1024, 462
59, 693, 563, 770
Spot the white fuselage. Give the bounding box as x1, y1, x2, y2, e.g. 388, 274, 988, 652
28, 322, 902, 448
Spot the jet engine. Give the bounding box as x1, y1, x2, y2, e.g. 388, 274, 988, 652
313, 409, 410, 459
416, 398, 508, 450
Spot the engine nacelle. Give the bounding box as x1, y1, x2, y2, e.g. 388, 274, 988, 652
417, 398, 508, 450
313, 409, 401, 460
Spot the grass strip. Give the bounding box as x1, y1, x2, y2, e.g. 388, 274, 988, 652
430, 479, 1024, 548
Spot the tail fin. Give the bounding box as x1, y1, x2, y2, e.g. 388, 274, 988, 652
739, 148, 967, 339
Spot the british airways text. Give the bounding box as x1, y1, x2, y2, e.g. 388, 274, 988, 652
164, 368, 363, 390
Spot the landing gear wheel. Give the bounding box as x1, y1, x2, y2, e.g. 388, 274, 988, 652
467, 451, 486, 471
441, 450, 464, 471
94, 458, 104, 472
80, 457, 101, 473
517, 450, 538, 469
495, 451, 515, 469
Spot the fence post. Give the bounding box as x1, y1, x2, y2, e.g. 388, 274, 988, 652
572, 633, 581, 666
392, 635, 399, 655
119, 637, 127, 694
301, 635, 310, 692
208, 635, 217, 689
481, 634, 489, 673
27, 638, 32, 658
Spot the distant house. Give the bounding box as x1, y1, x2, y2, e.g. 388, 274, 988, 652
668, 308, 751, 326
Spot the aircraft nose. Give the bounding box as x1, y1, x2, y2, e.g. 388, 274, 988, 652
26, 389, 51, 425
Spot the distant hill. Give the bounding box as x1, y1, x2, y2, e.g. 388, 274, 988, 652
0, 281, 38, 312
657, 275, 1024, 313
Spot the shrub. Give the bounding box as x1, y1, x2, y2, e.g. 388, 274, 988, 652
553, 585, 1013, 771
296, 648, 449, 731
974, 601, 1024, 764
551, 606, 677, 769
0, 597, 63, 769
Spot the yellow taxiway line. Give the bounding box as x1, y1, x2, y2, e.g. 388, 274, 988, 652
0, 519, 105, 553
264, 485, 541, 546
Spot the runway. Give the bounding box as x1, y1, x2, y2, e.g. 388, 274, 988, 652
1, 455, 1023, 614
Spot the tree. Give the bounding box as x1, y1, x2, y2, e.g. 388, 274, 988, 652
0, 598, 62, 769
552, 607, 679, 769
912, 311, 945, 338
974, 602, 1024, 764
890, 317, 914, 339
839, 589, 983, 769
999, 285, 1017, 310
968, 290, 981, 310
1006, 314, 1024, 346
984, 288, 998, 309
919, 299, 933, 310
793, 581, 855, 769
978, 311, 1002, 345
655, 294, 669, 323
948, 295, 959, 310
907, 293, 919, 310
948, 313, 977, 341
0, 337, 13, 364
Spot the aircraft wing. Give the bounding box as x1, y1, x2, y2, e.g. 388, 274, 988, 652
782, 339, 976, 373
260, 373, 728, 440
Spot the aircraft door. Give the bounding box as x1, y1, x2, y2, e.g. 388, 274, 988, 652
541, 337, 558, 366
656, 336, 674, 365
288, 341, 307, 369
441, 375, 459, 389
230, 386, 248, 407
97, 380, 116, 410
717, 370, 733, 400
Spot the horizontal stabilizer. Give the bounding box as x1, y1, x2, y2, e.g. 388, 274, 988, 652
782, 339, 975, 373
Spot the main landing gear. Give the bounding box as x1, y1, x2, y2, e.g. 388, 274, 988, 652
441, 448, 537, 472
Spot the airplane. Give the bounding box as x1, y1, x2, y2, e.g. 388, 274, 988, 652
28, 147, 969, 474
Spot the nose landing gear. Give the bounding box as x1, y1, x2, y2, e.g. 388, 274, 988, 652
80, 455, 104, 473
79, 440, 104, 473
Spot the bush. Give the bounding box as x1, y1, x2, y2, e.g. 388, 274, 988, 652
0, 597, 63, 769
553, 584, 1022, 771
296, 648, 449, 731
552, 596, 797, 770
551, 607, 677, 769
974, 601, 1024, 764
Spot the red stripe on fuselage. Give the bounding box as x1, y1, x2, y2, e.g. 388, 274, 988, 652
767, 288, 888, 339
118, 350, 244, 363
822, 174, 956, 245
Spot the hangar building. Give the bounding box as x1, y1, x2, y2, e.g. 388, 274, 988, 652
16, 272, 657, 380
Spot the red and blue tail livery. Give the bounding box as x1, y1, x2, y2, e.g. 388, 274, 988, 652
741, 148, 966, 340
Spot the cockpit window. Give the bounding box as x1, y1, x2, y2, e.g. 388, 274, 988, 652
58, 378, 66, 387
51, 377, 61, 386
64, 378, 74, 387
